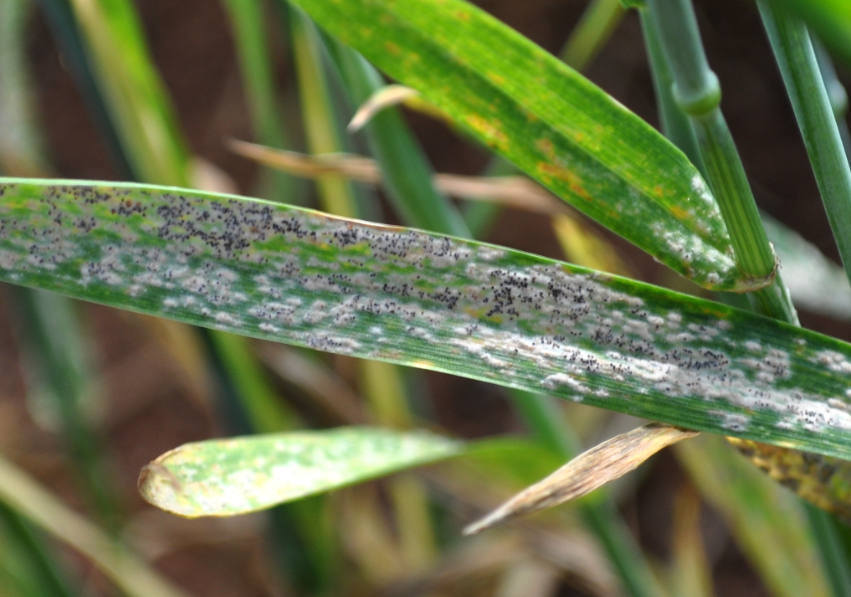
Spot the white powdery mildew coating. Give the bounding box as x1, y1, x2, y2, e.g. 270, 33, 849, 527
3, 184, 851, 437
171, 430, 460, 514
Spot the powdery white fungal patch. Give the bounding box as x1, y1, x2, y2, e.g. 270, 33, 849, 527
711, 411, 751, 432
814, 350, 851, 373
5, 182, 851, 452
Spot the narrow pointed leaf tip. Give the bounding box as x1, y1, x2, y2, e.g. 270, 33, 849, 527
289, 0, 749, 291
138, 427, 463, 517
7, 180, 851, 459
464, 424, 698, 535
348, 84, 420, 132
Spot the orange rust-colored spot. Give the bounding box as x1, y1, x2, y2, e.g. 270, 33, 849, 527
653, 185, 664, 197
487, 72, 506, 86
536, 138, 555, 159
537, 162, 593, 202
455, 10, 470, 20
384, 41, 401, 55
465, 115, 509, 149
670, 205, 690, 220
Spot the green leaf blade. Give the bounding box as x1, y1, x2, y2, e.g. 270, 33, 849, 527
289, 0, 743, 290
138, 427, 463, 517
4, 180, 851, 459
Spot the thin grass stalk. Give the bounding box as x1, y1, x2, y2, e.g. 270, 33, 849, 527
638, 8, 704, 176
221, 0, 304, 204
318, 26, 665, 597
33, 0, 135, 178
758, 0, 851, 287
65, 0, 190, 186
46, 0, 339, 590
813, 41, 851, 160
0, 501, 79, 597
290, 10, 445, 570
559, 0, 625, 71
642, 1, 851, 593
289, 6, 357, 218
645, 0, 797, 323
6, 287, 122, 532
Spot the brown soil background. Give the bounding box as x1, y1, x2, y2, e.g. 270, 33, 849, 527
2, 0, 851, 596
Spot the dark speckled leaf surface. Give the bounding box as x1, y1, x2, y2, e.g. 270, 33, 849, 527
289, 0, 747, 291
3, 179, 851, 459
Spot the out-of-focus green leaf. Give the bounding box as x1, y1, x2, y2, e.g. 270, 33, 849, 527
677, 434, 831, 597
286, 0, 748, 292
763, 214, 851, 320
138, 427, 463, 517
0, 452, 191, 597
767, 0, 851, 69
7, 180, 851, 461
66, 0, 190, 185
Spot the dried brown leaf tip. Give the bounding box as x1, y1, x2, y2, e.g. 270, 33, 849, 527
347, 84, 420, 132
464, 423, 699, 535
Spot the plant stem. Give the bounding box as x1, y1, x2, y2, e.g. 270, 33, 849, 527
323, 35, 471, 238
759, 0, 851, 286
0, 501, 79, 597
290, 6, 358, 218
812, 40, 851, 160
559, 0, 625, 71
639, 8, 704, 176
644, 1, 851, 594
222, 0, 303, 204
645, 0, 797, 323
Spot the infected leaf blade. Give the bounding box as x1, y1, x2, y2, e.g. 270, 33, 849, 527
463, 424, 697, 534
289, 0, 744, 290
138, 427, 463, 517
6, 180, 851, 460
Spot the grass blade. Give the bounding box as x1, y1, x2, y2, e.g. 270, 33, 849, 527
288, 0, 748, 291
766, 0, 851, 68
758, 1, 851, 288
677, 435, 832, 597
138, 427, 463, 517
7, 180, 851, 464
0, 452, 192, 597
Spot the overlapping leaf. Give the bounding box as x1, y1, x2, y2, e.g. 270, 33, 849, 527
138, 427, 462, 517
4, 180, 851, 458
288, 0, 746, 291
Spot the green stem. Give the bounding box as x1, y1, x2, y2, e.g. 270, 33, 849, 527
805, 504, 851, 597
222, 0, 303, 203
645, 0, 796, 323
759, 0, 851, 285
559, 0, 625, 71
323, 36, 470, 238
812, 40, 851, 156
644, 1, 851, 594
0, 501, 78, 597
290, 6, 358, 218
639, 8, 704, 176
6, 287, 122, 532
